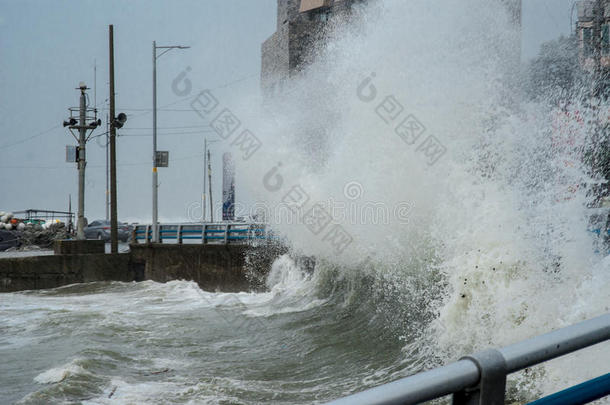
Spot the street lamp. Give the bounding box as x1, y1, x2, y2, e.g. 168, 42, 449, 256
152, 41, 190, 242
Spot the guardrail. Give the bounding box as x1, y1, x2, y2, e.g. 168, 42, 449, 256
326, 313, 610, 405
133, 222, 268, 245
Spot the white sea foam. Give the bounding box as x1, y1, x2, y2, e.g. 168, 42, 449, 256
34, 359, 87, 384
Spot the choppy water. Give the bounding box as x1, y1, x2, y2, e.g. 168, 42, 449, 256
0, 258, 409, 404
1, 255, 608, 404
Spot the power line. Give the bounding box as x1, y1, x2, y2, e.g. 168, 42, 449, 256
120, 130, 216, 137
98, 73, 258, 117
0, 73, 255, 150
211, 73, 257, 90
121, 124, 213, 130
0, 152, 205, 170
101, 107, 197, 112
0, 124, 61, 149
0, 165, 72, 169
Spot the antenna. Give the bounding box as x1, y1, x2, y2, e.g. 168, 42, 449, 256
94, 59, 97, 108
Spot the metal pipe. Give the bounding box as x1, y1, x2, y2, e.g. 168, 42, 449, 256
327, 361, 480, 405
500, 313, 610, 373
325, 313, 610, 405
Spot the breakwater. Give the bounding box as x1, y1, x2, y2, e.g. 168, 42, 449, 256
0, 242, 283, 293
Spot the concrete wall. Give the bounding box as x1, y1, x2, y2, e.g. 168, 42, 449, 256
0, 253, 135, 293
0, 243, 285, 293
130, 244, 282, 293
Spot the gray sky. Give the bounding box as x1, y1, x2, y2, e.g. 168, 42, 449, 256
0, 0, 576, 222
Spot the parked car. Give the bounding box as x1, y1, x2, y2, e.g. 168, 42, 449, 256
84, 220, 132, 242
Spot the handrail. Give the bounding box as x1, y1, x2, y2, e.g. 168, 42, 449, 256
500, 313, 610, 373
132, 222, 268, 245
326, 313, 610, 405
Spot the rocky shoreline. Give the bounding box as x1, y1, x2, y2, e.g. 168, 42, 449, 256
0, 223, 69, 251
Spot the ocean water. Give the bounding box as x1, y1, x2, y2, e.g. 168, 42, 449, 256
0, 259, 409, 404
0, 255, 607, 404
2, 0, 610, 403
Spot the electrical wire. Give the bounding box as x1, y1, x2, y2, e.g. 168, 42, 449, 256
98, 72, 257, 117
120, 129, 216, 136
2, 73, 254, 151
0, 152, 205, 170
120, 125, 213, 130
0, 124, 62, 149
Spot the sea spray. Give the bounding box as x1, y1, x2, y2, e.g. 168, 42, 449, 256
226, 0, 610, 398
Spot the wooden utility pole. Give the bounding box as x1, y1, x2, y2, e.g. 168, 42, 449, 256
109, 25, 119, 254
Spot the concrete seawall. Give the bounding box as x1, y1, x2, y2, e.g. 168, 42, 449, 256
0, 253, 135, 292
0, 243, 284, 293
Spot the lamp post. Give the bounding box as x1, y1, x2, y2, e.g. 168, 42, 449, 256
152, 41, 189, 242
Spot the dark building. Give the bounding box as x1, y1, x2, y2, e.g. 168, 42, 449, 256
261, 0, 522, 99
261, 0, 363, 100
260, 0, 522, 172
576, 1, 610, 75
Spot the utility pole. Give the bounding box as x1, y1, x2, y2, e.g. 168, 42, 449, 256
63, 83, 100, 240
208, 149, 213, 223
109, 24, 119, 254
152, 41, 189, 242
77, 85, 87, 239
105, 113, 110, 222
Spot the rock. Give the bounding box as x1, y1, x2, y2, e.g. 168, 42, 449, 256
17, 223, 68, 249
0, 230, 19, 251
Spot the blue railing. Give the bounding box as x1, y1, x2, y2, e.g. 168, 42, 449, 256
325, 313, 610, 405
133, 222, 268, 245
528, 373, 610, 405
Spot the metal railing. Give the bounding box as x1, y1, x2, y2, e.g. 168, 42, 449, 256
326, 313, 610, 405
133, 222, 268, 245
13, 209, 74, 223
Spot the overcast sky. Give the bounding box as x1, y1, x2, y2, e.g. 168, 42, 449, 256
0, 0, 576, 222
